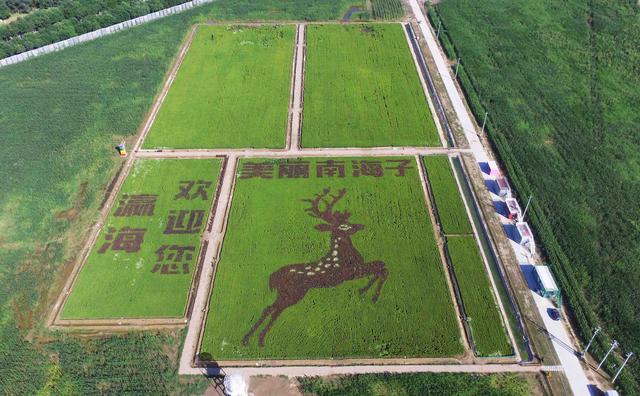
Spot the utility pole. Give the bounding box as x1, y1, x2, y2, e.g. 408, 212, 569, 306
597, 340, 618, 370
612, 352, 634, 383
481, 111, 488, 134
521, 195, 533, 220
581, 326, 601, 357
454, 59, 461, 78
436, 21, 441, 38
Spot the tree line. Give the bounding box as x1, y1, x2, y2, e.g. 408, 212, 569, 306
0, 0, 191, 58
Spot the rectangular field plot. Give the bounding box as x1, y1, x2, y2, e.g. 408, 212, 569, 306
200, 157, 463, 360
446, 236, 512, 357
61, 159, 222, 319
423, 156, 473, 235
302, 24, 440, 148
143, 25, 294, 149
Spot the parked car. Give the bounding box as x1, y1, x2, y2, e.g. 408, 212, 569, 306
548, 307, 561, 321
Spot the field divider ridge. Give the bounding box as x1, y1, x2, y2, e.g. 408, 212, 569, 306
179, 155, 239, 375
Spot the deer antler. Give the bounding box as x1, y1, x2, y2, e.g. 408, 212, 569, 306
303, 188, 347, 223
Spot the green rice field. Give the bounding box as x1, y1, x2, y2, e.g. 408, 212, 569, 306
423, 156, 472, 235
143, 25, 294, 149
61, 159, 222, 319
302, 24, 441, 148
446, 236, 512, 356
199, 156, 463, 360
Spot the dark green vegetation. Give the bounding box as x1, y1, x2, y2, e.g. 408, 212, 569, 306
447, 236, 512, 357
423, 156, 472, 235
62, 159, 221, 319
0, 1, 361, 393
371, 0, 403, 20
201, 157, 462, 359
430, 0, 640, 391
144, 25, 294, 149
0, 0, 193, 58
303, 24, 440, 148
298, 372, 530, 396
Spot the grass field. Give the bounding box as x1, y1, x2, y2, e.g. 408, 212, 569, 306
298, 372, 532, 395
61, 159, 222, 319
302, 24, 440, 148
422, 156, 472, 235
200, 156, 462, 359
447, 236, 512, 357
431, 0, 640, 389
143, 25, 294, 149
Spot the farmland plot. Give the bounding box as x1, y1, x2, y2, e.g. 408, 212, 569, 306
143, 25, 294, 149
446, 236, 512, 357
200, 157, 463, 360
422, 156, 472, 235
302, 24, 440, 148
61, 159, 222, 319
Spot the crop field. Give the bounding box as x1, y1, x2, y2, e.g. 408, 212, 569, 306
446, 236, 512, 357
431, 0, 640, 390
199, 156, 463, 360
61, 159, 222, 319
299, 372, 533, 395
422, 156, 472, 235
302, 24, 440, 148
371, 0, 404, 20
143, 25, 294, 149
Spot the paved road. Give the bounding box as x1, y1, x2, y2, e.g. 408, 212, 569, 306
407, 0, 487, 163
407, 1, 596, 391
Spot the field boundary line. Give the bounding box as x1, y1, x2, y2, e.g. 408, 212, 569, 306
137, 147, 471, 158
47, 25, 199, 328
193, 363, 562, 377
401, 23, 448, 148
179, 156, 239, 374
447, 154, 520, 361
415, 155, 472, 358
185, 157, 229, 319
287, 23, 306, 151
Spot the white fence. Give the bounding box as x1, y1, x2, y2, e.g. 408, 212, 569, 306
0, 0, 215, 68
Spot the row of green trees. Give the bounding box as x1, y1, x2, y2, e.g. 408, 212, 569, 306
0, 0, 192, 58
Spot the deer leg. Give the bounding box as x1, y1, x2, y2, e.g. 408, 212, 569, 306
243, 304, 275, 346
371, 264, 388, 303
257, 307, 284, 347
358, 274, 379, 295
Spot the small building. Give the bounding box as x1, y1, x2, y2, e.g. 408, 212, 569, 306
533, 265, 562, 306
505, 197, 521, 221
516, 221, 535, 255
487, 160, 501, 178
496, 177, 511, 198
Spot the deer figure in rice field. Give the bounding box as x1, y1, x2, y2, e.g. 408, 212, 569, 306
243, 187, 388, 347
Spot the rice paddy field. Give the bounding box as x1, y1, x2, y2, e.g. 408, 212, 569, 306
422, 156, 473, 235
446, 236, 512, 357
199, 156, 463, 360
61, 159, 222, 319
143, 25, 294, 149
302, 24, 441, 148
